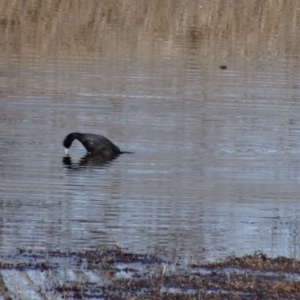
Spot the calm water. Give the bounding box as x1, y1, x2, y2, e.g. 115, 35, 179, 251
1, 1, 300, 261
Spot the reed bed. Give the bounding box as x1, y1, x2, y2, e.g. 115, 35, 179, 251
0, 0, 298, 60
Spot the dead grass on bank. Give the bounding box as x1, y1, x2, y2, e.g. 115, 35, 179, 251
0, 248, 299, 299
0, 0, 298, 60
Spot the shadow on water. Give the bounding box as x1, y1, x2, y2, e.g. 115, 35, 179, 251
62, 153, 120, 169
62, 151, 134, 169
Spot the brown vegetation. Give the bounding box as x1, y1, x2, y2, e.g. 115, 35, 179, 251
0, 248, 300, 299
0, 0, 299, 60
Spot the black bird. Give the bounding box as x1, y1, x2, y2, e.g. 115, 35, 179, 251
63, 132, 121, 159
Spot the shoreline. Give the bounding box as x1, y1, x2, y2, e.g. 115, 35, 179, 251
0, 247, 299, 299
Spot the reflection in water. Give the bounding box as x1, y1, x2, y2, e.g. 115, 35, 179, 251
0, 1, 299, 261
62, 153, 120, 169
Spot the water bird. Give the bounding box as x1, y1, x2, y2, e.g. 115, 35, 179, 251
63, 132, 121, 159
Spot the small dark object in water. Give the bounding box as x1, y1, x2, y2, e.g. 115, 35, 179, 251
219, 65, 227, 70
63, 132, 121, 159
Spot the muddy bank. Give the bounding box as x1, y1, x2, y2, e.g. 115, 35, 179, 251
0, 247, 299, 299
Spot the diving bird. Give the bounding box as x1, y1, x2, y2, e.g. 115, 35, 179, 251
63, 132, 121, 158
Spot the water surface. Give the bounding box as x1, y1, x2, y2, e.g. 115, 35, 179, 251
0, 1, 300, 261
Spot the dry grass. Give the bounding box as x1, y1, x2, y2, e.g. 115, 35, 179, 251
205, 252, 300, 272
0, 248, 299, 299
0, 0, 299, 61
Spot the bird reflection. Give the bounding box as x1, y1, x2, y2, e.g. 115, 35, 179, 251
62, 153, 119, 169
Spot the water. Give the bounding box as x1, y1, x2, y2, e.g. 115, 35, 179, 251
0, 1, 300, 261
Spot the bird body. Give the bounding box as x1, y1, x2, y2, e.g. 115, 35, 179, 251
63, 132, 120, 158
